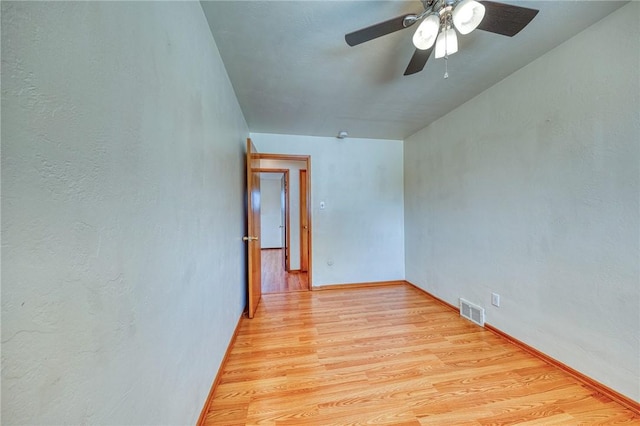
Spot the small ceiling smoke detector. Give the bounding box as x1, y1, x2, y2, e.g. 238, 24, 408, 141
337, 131, 348, 139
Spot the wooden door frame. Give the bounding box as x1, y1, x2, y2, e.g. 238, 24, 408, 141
299, 169, 309, 273
255, 168, 290, 272
245, 138, 261, 318
257, 153, 312, 289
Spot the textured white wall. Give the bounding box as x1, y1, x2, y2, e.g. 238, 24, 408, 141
260, 177, 284, 249
252, 133, 405, 286
404, 3, 639, 401
1, 2, 248, 424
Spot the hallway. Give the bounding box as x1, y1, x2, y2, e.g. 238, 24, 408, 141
261, 248, 308, 293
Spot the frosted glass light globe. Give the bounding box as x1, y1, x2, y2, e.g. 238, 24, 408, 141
453, 0, 485, 35
412, 14, 440, 50
434, 28, 458, 58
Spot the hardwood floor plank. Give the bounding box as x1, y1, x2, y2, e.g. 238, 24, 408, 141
515, 413, 577, 425
203, 284, 639, 425
571, 407, 640, 424
261, 249, 308, 293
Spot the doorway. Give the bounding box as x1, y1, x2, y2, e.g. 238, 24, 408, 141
257, 154, 311, 293
257, 169, 290, 270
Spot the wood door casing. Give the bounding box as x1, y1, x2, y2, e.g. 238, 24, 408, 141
280, 175, 286, 270
299, 169, 309, 272
246, 138, 261, 318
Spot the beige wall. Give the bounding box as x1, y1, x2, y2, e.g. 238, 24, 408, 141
404, 3, 639, 401
252, 133, 405, 286
1, 2, 248, 423
260, 176, 284, 249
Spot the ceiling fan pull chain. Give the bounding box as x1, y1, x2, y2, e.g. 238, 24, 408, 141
444, 56, 449, 79
444, 26, 449, 79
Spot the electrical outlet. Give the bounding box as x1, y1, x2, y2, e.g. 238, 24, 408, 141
491, 292, 500, 307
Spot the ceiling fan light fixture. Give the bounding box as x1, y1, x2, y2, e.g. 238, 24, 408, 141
434, 27, 458, 59
412, 14, 440, 50
452, 0, 485, 35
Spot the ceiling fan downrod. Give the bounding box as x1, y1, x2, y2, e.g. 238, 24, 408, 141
420, 0, 436, 9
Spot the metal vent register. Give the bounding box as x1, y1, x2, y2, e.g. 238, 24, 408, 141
460, 298, 485, 326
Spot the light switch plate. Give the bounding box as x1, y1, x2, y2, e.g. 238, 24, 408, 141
491, 293, 500, 307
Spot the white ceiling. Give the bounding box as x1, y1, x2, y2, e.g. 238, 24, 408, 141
201, 1, 625, 140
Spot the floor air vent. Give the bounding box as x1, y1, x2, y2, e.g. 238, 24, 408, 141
459, 298, 485, 327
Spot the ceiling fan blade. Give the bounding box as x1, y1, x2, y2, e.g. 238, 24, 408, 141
404, 47, 434, 76
477, 1, 539, 37
345, 15, 414, 47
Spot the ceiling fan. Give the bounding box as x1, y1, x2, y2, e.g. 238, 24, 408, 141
345, 0, 539, 76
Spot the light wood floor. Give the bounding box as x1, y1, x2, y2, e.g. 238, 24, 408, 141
203, 284, 639, 425
261, 248, 308, 294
